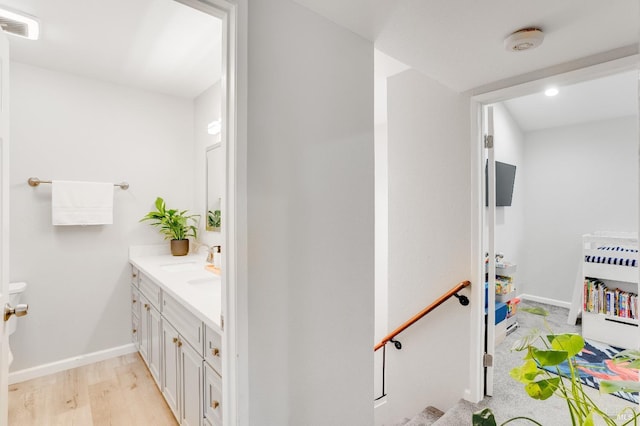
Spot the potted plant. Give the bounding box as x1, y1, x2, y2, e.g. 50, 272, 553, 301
140, 197, 199, 256
473, 306, 640, 425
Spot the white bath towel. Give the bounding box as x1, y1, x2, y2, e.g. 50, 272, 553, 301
52, 180, 113, 225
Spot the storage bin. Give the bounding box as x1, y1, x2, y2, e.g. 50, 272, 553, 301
507, 297, 520, 318
495, 302, 508, 324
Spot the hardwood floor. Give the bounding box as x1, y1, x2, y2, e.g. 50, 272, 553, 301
8, 352, 178, 426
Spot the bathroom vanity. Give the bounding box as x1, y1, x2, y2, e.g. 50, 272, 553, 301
129, 247, 222, 426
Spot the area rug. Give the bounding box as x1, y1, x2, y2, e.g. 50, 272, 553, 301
541, 339, 638, 404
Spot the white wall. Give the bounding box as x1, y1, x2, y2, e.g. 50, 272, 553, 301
9, 62, 195, 371
386, 69, 471, 420
194, 81, 223, 248
247, 0, 374, 424
521, 116, 638, 302
492, 103, 526, 279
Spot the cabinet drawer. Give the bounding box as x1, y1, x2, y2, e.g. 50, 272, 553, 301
139, 274, 162, 310
131, 313, 140, 348
204, 325, 222, 375
582, 312, 639, 350
130, 266, 140, 287
131, 286, 141, 319
204, 362, 223, 426
163, 293, 203, 356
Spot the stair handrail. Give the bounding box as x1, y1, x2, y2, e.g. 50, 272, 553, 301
374, 280, 471, 352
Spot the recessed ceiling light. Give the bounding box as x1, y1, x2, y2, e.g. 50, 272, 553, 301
0, 6, 39, 40
504, 28, 544, 52
545, 88, 559, 97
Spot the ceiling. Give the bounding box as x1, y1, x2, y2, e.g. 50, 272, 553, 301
502, 70, 638, 133
294, 0, 639, 93
1, 0, 637, 125
1, 0, 222, 99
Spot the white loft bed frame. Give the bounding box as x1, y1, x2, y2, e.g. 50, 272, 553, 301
568, 232, 639, 325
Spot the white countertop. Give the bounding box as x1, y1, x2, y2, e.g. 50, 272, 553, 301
129, 249, 222, 332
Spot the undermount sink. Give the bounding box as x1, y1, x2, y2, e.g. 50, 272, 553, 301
187, 277, 218, 285
160, 261, 200, 272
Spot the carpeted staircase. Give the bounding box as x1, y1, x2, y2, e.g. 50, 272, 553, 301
392, 400, 483, 426
393, 406, 446, 426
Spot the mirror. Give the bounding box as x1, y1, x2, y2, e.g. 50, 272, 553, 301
206, 142, 223, 232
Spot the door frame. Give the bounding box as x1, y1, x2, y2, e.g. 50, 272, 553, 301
467, 53, 639, 403
175, 0, 248, 424
0, 26, 10, 426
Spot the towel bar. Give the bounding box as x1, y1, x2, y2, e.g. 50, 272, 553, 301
27, 177, 129, 190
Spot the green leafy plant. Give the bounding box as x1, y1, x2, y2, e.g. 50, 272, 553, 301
140, 197, 198, 240
473, 307, 640, 426
207, 209, 221, 229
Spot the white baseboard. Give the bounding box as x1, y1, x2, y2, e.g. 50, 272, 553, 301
9, 343, 137, 385
518, 293, 571, 310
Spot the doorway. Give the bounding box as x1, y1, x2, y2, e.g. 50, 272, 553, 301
476, 58, 639, 401
1, 0, 242, 424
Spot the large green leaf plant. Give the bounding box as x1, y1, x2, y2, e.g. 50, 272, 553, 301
140, 197, 198, 241
473, 307, 640, 426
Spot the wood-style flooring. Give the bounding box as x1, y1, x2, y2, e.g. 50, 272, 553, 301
8, 352, 177, 426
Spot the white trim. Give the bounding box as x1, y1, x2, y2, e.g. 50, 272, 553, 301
467, 99, 484, 403
467, 47, 638, 101
518, 293, 572, 310
8, 343, 137, 385
0, 28, 10, 426
469, 53, 639, 405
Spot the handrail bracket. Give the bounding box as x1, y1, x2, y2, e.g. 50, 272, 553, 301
389, 338, 402, 350
453, 292, 470, 306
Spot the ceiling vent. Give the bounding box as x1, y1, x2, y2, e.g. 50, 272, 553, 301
0, 6, 39, 40
504, 28, 543, 52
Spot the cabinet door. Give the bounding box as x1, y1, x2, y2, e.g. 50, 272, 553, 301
162, 320, 180, 419
203, 362, 222, 426
148, 305, 162, 387
139, 294, 151, 364
181, 341, 203, 426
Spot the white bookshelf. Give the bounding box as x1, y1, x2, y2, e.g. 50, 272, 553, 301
581, 233, 639, 349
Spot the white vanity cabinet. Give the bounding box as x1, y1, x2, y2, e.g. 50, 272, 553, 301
162, 294, 204, 426
129, 257, 223, 426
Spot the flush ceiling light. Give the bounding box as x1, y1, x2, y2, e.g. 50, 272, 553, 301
504, 28, 544, 52
545, 88, 559, 97
0, 6, 39, 40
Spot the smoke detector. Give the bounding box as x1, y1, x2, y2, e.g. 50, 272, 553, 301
0, 6, 39, 40
504, 28, 543, 52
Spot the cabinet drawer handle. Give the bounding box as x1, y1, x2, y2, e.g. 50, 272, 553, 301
211, 400, 220, 410
132, 299, 137, 304
132, 329, 137, 334
132, 273, 137, 278
177, 339, 183, 348
212, 348, 220, 357
144, 304, 150, 311
172, 337, 179, 344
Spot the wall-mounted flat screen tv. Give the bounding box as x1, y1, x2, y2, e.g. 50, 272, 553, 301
485, 160, 516, 207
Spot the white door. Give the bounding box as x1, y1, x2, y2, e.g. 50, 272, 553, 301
0, 27, 10, 426
484, 105, 497, 396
